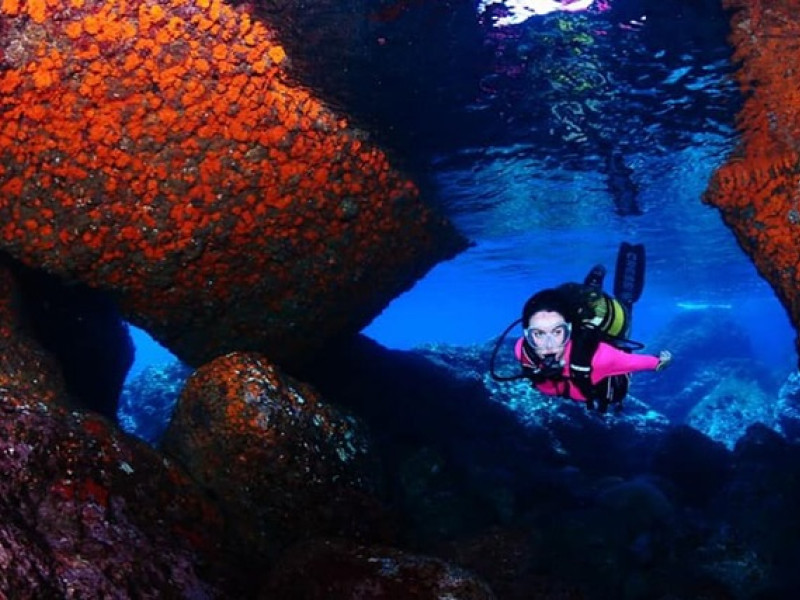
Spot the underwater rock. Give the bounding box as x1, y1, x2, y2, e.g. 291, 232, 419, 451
685, 375, 777, 450
393, 444, 507, 547
297, 336, 571, 537
525, 480, 672, 597
775, 371, 800, 443
637, 311, 760, 421
595, 476, 676, 531
732, 421, 789, 464
705, 423, 800, 596
5, 257, 134, 422
651, 425, 732, 507
0, 393, 242, 598
2, 269, 242, 593
433, 527, 586, 600
0, 0, 466, 369
539, 398, 670, 477
704, 0, 800, 362
0, 264, 70, 409
161, 351, 391, 562
262, 539, 496, 599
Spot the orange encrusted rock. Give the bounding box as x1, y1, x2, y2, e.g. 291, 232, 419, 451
161, 351, 390, 557
0, 0, 466, 367
704, 0, 800, 361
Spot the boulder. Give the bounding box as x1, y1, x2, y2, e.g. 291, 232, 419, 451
704, 0, 800, 362
0, 262, 243, 597
0, 0, 466, 369
161, 351, 393, 561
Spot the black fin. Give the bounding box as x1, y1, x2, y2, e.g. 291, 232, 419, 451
613, 242, 645, 308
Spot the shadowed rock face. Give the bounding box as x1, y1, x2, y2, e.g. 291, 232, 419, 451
1, 261, 494, 597
0, 0, 467, 369
161, 351, 394, 562
0, 265, 67, 409
262, 539, 497, 600
5, 256, 134, 421
0, 401, 243, 599
704, 0, 800, 362
0, 265, 244, 599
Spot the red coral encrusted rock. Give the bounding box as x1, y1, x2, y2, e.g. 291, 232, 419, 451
161, 351, 392, 561
0, 0, 467, 368
704, 0, 800, 361
0, 396, 243, 598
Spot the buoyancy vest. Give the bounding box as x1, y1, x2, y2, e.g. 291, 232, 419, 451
564, 329, 630, 412
517, 332, 630, 412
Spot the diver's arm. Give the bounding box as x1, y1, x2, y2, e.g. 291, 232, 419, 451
590, 342, 661, 382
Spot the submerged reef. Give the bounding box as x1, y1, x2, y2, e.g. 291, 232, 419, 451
0, 0, 465, 368
161, 352, 390, 563
0, 263, 243, 597
118, 360, 193, 444
115, 328, 800, 598
704, 0, 800, 362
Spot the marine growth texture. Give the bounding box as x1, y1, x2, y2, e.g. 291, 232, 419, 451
0, 0, 465, 366
704, 0, 800, 359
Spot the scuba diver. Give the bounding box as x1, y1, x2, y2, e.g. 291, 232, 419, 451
490, 242, 672, 412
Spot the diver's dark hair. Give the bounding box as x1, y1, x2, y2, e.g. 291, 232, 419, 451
521, 287, 576, 328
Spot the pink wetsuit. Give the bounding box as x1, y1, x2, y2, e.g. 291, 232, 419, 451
514, 337, 660, 402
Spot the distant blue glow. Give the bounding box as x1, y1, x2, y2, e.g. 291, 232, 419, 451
126, 325, 179, 380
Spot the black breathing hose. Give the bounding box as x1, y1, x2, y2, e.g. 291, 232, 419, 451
488, 318, 528, 382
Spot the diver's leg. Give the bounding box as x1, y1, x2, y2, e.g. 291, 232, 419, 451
584, 264, 606, 290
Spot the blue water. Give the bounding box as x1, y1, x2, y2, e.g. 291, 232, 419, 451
128, 326, 178, 379
364, 140, 796, 368
360, 1, 797, 370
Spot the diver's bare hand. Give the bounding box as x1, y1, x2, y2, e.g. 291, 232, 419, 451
656, 350, 673, 371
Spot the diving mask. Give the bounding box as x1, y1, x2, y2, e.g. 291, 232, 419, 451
524, 321, 571, 350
